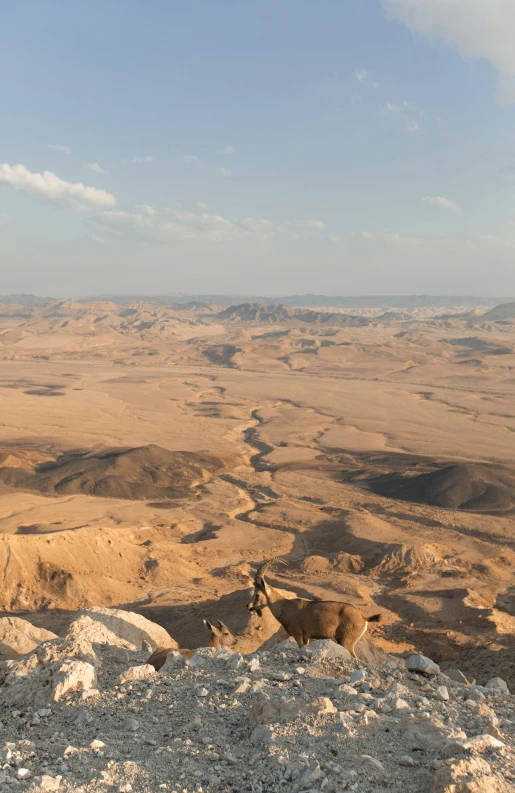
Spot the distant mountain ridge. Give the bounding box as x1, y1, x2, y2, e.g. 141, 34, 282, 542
217, 302, 369, 325
0, 294, 53, 306
78, 294, 510, 309
2, 293, 513, 310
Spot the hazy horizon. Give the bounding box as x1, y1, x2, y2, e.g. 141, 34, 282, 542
1, 291, 513, 309
2, 1, 515, 295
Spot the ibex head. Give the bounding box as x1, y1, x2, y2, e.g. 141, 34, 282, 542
246, 557, 287, 615
203, 618, 237, 647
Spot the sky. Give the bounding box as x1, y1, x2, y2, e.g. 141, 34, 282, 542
1, 0, 515, 298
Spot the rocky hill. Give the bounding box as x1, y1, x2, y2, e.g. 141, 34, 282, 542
479, 303, 515, 323
0, 294, 53, 306
216, 304, 369, 327
369, 462, 515, 513
0, 608, 513, 793
0, 444, 229, 501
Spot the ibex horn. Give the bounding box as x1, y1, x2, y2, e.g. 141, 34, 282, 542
254, 557, 288, 581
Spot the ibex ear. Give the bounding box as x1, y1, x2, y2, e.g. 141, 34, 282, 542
203, 618, 214, 631
216, 619, 226, 628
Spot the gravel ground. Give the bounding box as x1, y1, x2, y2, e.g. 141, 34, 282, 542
1, 638, 514, 793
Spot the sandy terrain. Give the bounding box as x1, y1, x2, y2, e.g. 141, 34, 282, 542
0, 298, 515, 685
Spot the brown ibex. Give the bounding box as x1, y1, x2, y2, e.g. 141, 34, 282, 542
146, 619, 237, 671
247, 558, 381, 657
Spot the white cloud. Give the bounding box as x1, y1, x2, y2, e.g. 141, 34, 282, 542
183, 154, 202, 165
385, 101, 399, 112
348, 231, 378, 241
406, 120, 424, 136
218, 167, 232, 177
240, 218, 274, 231
138, 204, 157, 216
93, 206, 246, 243
283, 219, 325, 231
354, 68, 379, 88
328, 235, 340, 243
422, 195, 462, 215
0, 163, 116, 212
87, 162, 107, 175
48, 144, 71, 155
381, 0, 515, 104
479, 233, 515, 249
219, 145, 235, 154
291, 219, 325, 230
132, 155, 153, 164
347, 230, 423, 247
196, 201, 208, 211
383, 231, 421, 246
92, 206, 329, 245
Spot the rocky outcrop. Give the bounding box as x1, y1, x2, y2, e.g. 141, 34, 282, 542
0, 617, 57, 660
434, 757, 513, 793
65, 607, 178, 651
0, 637, 97, 706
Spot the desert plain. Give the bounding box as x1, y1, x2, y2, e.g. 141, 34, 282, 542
1, 297, 515, 686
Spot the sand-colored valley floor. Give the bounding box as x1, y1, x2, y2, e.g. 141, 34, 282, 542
1, 300, 515, 685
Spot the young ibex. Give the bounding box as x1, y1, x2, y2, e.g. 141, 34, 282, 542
247, 558, 381, 657
146, 618, 237, 671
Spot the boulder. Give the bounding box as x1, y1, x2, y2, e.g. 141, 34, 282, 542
385, 682, 411, 699
0, 637, 97, 706
309, 697, 337, 715
350, 669, 366, 684
269, 637, 298, 653
117, 664, 157, 685
390, 697, 410, 710
485, 677, 509, 695
446, 669, 475, 686
436, 686, 450, 701
65, 607, 177, 651
402, 715, 466, 751
406, 654, 440, 675
462, 734, 505, 752
426, 639, 457, 664
52, 661, 97, 701
433, 757, 512, 793
27, 776, 62, 793
356, 636, 404, 668
0, 617, 57, 661
305, 640, 351, 661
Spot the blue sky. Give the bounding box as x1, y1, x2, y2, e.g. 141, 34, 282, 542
1, 0, 515, 297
